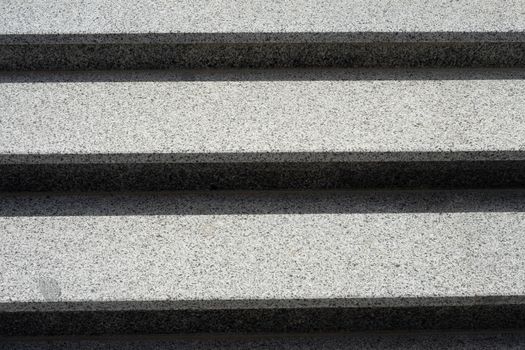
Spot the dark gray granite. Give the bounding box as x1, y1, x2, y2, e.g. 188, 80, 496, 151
2, 160, 525, 192
2, 42, 525, 70
2, 188, 525, 217
3, 331, 525, 349
4, 304, 525, 336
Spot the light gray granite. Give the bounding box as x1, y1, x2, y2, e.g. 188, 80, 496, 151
1, 189, 525, 312
0, 0, 524, 43
3, 331, 525, 349
1, 68, 525, 164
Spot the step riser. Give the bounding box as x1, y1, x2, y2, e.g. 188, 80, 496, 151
3, 304, 525, 337
3, 331, 525, 349
2, 42, 525, 70
2, 161, 525, 191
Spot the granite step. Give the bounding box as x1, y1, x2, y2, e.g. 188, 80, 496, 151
1, 0, 524, 69
3, 331, 525, 349
2, 189, 525, 336
1, 68, 525, 191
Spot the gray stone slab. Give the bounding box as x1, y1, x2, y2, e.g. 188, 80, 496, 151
1, 1, 524, 69
1, 68, 525, 164
1, 0, 524, 43
3, 331, 525, 349
1, 189, 525, 312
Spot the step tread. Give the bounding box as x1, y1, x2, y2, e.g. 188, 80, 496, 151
1, 0, 524, 43
1, 189, 525, 312
1, 68, 525, 164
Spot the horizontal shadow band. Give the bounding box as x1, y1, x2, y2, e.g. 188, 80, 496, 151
3, 331, 525, 349
2, 32, 525, 44
2, 300, 525, 336
2, 159, 525, 192
1, 41, 525, 70
2, 67, 525, 83
3, 151, 525, 163
1, 188, 525, 216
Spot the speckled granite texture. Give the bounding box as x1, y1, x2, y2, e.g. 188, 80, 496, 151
1, 0, 524, 40
2, 42, 525, 70
4, 304, 525, 336
1, 189, 525, 336
2, 1, 525, 337
1, 69, 524, 161
1, 1, 524, 69
3, 331, 525, 349
2, 69, 525, 191
2, 161, 525, 192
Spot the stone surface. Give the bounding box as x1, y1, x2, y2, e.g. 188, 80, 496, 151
2, 331, 525, 349
3, 42, 525, 70
1, 68, 525, 164
4, 161, 525, 192
2, 69, 525, 191
1, 189, 525, 312
1, 0, 524, 43
2, 1, 523, 69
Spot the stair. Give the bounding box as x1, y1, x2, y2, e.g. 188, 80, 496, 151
1, 0, 524, 70
1, 0, 525, 346
2, 189, 525, 336
1, 68, 525, 191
